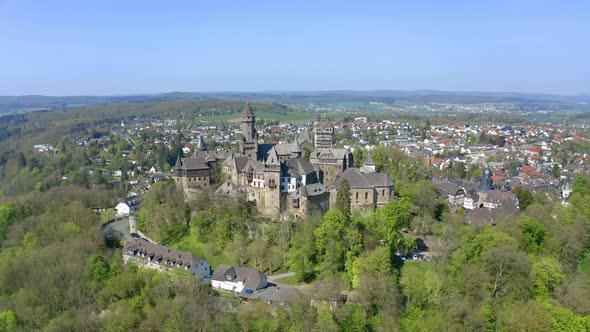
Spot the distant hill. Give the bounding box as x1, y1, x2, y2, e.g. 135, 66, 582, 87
1, 90, 589, 115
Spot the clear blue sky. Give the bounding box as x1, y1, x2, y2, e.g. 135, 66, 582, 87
1, 0, 588, 95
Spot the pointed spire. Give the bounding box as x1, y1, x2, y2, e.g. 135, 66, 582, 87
266, 146, 281, 166
290, 139, 302, 153
242, 102, 254, 117
196, 135, 207, 151
365, 152, 375, 166
174, 153, 182, 169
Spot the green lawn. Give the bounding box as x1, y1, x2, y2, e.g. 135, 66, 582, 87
273, 274, 303, 285
402, 260, 434, 273
168, 227, 236, 269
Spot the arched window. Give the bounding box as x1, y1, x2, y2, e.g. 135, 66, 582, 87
365, 192, 368, 200
355, 192, 359, 200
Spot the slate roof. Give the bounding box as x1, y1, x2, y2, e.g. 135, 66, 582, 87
297, 130, 312, 145
286, 158, 316, 177
274, 143, 292, 156
242, 103, 254, 116
212, 264, 267, 291
181, 156, 210, 170
123, 238, 207, 270
300, 182, 326, 197
332, 167, 393, 189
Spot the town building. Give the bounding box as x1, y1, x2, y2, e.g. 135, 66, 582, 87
211, 264, 267, 294
122, 238, 210, 277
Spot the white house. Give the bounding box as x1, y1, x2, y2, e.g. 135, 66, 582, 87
115, 202, 130, 217
211, 265, 267, 294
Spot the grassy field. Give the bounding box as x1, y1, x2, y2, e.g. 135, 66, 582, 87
273, 274, 303, 285
168, 227, 237, 269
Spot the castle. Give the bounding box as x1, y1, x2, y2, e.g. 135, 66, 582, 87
173, 103, 394, 216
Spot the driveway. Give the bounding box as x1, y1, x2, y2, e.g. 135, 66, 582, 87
267, 271, 296, 283
102, 217, 131, 241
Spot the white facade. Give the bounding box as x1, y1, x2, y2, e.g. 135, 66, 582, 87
211, 279, 245, 293
116, 202, 130, 217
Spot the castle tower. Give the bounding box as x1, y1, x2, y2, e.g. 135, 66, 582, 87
290, 139, 302, 159
240, 103, 258, 160
264, 146, 282, 214
314, 117, 334, 149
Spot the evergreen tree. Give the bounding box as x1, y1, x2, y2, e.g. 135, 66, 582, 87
336, 179, 351, 219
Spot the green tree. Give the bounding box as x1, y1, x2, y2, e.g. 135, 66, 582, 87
376, 198, 412, 248
572, 175, 590, 196
353, 148, 364, 168
551, 164, 561, 179
532, 257, 564, 299
86, 254, 112, 283
0, 202, 15, 247
314, 304, 338, 332
336, 179, 351, 220
512, 186, 533, 211
519, 215, 546, 253
315, 210, 348, 275
0, 310, 16, 332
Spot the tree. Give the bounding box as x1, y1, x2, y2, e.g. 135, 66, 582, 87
86, 254, 112, 283
377, 198, 412, 248
315, 210, 348, 275
336, 179, 351, 220
303, 148, 312, 161
0, 202, 15, 247
353, 148, 364, 168
314, 304, 338, 332
0, 310, 16, 331
519, 215, 546, 253
400, 262, 441, 310
512, 186, 533, 211
532, 257, 564, 299
572, 175, 590, 197
482, 244, 531, 299
551, 164, 561, 179
351, 246, 391, 288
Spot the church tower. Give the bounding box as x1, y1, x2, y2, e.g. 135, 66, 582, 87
481, 167, 493, 190
240, 103, 258, 160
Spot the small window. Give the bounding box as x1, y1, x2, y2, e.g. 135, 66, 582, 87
365, 192, 368, 200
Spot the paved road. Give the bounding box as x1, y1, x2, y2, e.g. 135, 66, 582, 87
102, 217, 131, 241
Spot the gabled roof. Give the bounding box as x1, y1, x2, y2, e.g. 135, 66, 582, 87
332, 167, 393, 189
123, 238, 207, 269
290, 139, 302, 153
181, 156, 210, 170
212, 264, 267, 290
266, 146, 281, 166
286, 158, 315, 177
